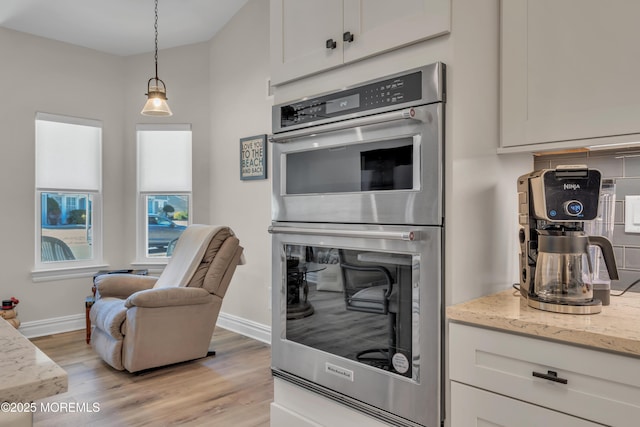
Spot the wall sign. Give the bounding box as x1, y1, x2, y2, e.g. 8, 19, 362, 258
240, 134, 267, 180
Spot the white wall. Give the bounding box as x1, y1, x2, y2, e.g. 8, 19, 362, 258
0, 28, 125, 324
208, 0, 273, 327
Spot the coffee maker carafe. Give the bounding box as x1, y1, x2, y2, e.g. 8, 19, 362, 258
517, 166, 619, 314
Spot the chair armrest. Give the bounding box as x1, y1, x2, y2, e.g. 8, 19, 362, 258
95, 274, 158, 299
125, 287, 213, 308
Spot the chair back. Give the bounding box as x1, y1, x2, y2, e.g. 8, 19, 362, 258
153, 225, 220, 289
186, 228, 244, 299
338, 249, 394, 314
41, 236, 75, 261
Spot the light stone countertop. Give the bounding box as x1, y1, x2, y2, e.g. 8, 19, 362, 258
446, 288, 640, 358
0, 319, 67, 402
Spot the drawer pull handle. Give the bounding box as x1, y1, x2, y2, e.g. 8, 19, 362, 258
532, 370, 568, 384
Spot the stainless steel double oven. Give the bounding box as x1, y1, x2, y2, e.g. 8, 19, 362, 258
269, 63, 445, 427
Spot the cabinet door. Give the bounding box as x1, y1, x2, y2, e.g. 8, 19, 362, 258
451, 382, 601, 427
449, 323, 640, 427
270, 0, 344, 85
501, 0, 640, 151
343, 0, 450, 64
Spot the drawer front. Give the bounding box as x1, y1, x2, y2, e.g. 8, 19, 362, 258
449, 322, 640, 427
451, 382, 601, 427
270, 403, 323, 427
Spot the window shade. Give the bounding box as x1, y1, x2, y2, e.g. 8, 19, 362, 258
137, 127, 192, 192
35, 114, 102, 191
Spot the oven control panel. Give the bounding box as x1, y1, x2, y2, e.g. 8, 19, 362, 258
277, 71, 423, 130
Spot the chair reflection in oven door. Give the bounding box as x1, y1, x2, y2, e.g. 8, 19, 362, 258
339, 249, 401, 374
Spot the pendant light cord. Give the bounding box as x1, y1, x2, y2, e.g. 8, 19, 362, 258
154, 0, 159, 80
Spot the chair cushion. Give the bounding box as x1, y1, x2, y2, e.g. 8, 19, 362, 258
187, 228, 232, 289
90, 297, 128, 340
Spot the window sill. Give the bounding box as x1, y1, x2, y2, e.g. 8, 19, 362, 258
31, 264, 110, 283
130, 261, 167, 275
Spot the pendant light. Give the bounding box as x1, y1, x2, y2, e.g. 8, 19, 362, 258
141, 0, 172, 116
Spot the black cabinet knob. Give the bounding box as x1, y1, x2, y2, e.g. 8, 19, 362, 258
326, 38, 337, 49
343, 31, 354, 43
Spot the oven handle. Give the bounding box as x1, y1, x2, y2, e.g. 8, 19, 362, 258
269, 107, 419, 143
268, 225, 418, 241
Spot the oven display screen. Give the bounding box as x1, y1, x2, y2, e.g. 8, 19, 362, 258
326, 94, 360, 114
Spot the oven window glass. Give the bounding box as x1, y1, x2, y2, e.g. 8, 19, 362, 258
285, 138, 414, 195
285, 244, 414, 378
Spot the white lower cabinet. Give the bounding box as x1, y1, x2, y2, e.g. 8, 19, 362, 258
451, 382, 600, 427
449, 322, 640, 427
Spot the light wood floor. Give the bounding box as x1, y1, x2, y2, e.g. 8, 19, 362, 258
29, 328, 273, 427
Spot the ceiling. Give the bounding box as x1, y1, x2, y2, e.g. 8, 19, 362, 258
0, 0, 249, 56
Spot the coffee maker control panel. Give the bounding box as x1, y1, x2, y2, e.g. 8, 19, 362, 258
531, 167, 601, 222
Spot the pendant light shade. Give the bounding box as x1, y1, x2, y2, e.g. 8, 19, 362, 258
141, 0, 172, 116
142, 80, 172, 116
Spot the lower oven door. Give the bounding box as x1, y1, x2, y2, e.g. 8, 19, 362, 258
270, 222, 442, 427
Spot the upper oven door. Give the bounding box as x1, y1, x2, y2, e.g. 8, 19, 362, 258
271, 103, 443, 226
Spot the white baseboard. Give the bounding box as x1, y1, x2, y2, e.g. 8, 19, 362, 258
19, 314, 85, 339
18, 312, 272, 345
216, 311, 271, 345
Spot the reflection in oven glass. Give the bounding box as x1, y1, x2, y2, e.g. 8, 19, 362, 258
360, 144, 413, 191
284, 138, 414, 195
285, 244, 413, 378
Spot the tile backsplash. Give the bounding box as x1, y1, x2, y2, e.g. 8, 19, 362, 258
534, 148, 640, 294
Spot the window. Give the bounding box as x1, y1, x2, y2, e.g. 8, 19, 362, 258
136, 124, 192, 260
35, 113, 102, 270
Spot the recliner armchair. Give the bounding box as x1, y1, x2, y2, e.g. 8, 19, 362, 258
90, 225, 244, 373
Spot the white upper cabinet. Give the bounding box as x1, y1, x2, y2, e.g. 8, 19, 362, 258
270, 0, 344, 86
342, 0, 450, 64
270, 0, 451, 85
501, 0, 640, 152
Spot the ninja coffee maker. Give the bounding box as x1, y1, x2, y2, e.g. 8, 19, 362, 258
517, 165, 619, 314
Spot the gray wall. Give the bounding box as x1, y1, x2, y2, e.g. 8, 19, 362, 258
534, 149, 640, 292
